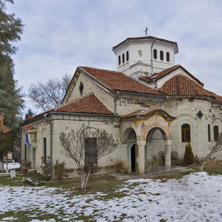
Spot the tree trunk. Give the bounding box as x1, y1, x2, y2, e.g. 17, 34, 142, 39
83, 167, 91, 190
80, 171, 85, 190
201, 161, 207, 171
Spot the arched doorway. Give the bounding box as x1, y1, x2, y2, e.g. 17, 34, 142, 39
122, 127, 137, 173
131, 144, 138, 172
146, 127, 167, 171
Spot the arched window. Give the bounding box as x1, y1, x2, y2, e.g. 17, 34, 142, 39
160, 50, 164, 61
153, 49, 157, 59
208, 124, 211, 142
126, 51, 129, 61
128, 129, 136, 140
122, 53, 125, 64
79, 82, 84, 96
166, 52, 170, 62
118, 55, 121, 65
181, 124, 191, 142
214, 125, 219, 141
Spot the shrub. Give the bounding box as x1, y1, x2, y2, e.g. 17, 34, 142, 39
184, 143, 195, 165
54, 160, 65, 180
40, 156, 51, 180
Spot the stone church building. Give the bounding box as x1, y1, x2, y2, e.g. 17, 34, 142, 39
22, 36, 222, 177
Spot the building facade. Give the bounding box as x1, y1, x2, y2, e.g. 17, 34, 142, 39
22, 36, 222, 178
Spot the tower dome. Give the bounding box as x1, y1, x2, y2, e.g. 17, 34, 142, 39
112, 36, 178, 79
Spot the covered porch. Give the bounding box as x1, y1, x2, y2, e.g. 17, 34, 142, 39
121, 109, 176, 174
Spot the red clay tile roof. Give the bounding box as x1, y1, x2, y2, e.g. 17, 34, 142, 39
113, 36, 178, 53
150, 65, 180, 79
22, 124, 36, 131
23, 94, 114, 124
122, 108, 159, 118
140, 65, 204, 87
121, 108, 176, 121
80, 66, 161, 96
55, 94, 113, 115
214, 95, 222, 102
159, 75, 214, 97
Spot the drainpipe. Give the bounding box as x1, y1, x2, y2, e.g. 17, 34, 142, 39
43, 114, 53, 179
153, 78, 158, 89
150, 38, 156, 76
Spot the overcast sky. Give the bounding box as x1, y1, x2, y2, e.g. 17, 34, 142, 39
7, 0, 222, 110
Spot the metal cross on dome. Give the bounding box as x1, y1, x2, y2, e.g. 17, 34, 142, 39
145, 27, 148, 36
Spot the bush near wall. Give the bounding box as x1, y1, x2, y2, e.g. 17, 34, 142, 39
184, 143, 195, 165
54, 161, 65, 180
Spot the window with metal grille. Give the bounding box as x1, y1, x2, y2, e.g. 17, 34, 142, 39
85, 138, 97, 165
208, 124, 211, 142
43, 137, 47, 164
214, 125, 219, 141
181, 124, 191, 142
24, 144, 27, 160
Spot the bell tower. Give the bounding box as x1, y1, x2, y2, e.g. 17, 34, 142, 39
112, 36, 179, 79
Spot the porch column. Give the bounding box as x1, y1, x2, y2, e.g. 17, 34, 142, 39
137, 140, 146, 174
164, 140, 172, 170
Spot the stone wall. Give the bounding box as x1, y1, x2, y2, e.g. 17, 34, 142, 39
24, 114, 128, 178
21, 94, 222, 177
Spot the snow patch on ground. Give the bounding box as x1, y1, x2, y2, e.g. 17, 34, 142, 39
1, 172, 222, 221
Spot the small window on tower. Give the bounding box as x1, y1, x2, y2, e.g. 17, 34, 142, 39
160, 50, 164, 61
166, 52, 170, 62
118, 55, 121, 65
126, 51, 129, 61
79, 82, 84, 96
122, 53, 125, 63
153, 49, 157, 59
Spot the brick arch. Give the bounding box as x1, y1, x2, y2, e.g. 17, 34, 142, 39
138, 115, 172, 141
122, 127, 137, 142
146, 127, 168, 141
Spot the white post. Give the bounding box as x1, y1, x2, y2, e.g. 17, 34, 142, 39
165, 140, 172, 170
137, 140, 146, 174
10, 170, 16, 179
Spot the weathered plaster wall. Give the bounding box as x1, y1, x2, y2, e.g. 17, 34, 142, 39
25, 115, 129, 178
21, 95, 222, 177
66, 72, 115, 114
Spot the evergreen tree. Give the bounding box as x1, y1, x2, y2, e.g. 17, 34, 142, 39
184, 143, 195, 165
0, 0, 23, 129
0, 0, 24, 169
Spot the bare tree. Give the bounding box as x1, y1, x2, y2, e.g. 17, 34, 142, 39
28, 74, 71, 111
60, 124, 118, 190
201, 133, 222, 171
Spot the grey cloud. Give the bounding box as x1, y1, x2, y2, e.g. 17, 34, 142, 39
6, 0, 222, 111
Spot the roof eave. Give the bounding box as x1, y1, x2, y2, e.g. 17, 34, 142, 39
79, 67, 113, 92
114, 90, 165, 99
22, 111, 120, 125
113, 36, 178, 54
151, 65, 204, 87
